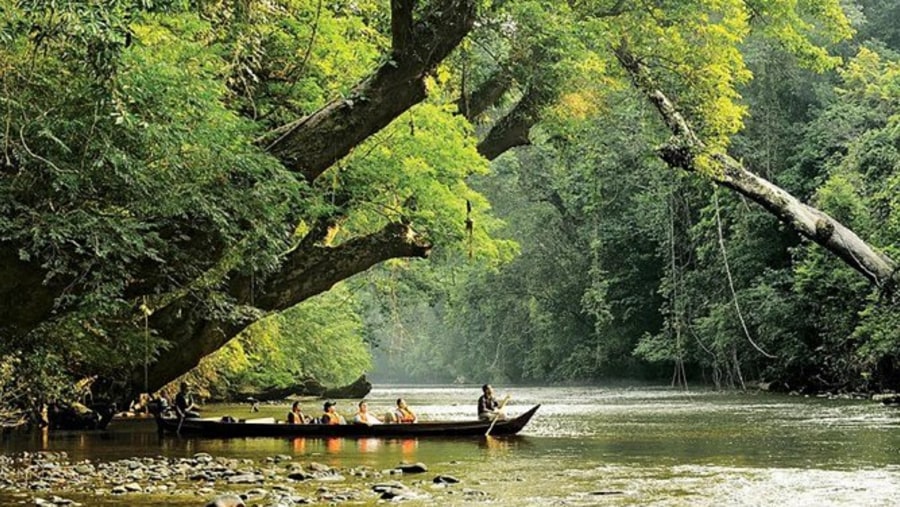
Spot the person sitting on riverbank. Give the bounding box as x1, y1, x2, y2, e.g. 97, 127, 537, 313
175, 382, 200, 419
287, 401, 308, 424
321, 400, 345, 425
477, 384, 505, 421
393, 398, 417, 423
353, 400, 382, 425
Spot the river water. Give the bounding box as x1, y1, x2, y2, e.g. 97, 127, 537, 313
3, 385, 900, 505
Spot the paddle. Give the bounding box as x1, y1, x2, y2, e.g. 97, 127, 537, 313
176, 412, 185, 435
485, 394, 511, 437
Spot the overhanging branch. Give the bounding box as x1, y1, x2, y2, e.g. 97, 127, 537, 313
136, 222, 431, 393
391, 0, 416, 53
266, 0, 476, 183
614, 44, 899, 289
476, 85, 547, 160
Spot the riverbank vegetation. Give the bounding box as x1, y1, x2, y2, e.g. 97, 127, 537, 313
1, 0, 899, 417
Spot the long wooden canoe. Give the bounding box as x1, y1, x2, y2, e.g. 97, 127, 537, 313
156, 405, 540, 438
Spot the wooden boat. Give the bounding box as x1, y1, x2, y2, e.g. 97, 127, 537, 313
155, 405, 540, 438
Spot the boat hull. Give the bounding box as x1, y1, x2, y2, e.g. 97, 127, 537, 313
156, 405, 540, 438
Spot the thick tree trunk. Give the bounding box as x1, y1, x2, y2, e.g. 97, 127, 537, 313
136, 222, 431, 394
0, 245, 64, 339
615, 46, 899, 291
119, 1, 476, 396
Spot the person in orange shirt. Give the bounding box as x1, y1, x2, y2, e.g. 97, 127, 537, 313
287, 401, 308, 424
393, 398, 417, 423
321, 400, 345, 424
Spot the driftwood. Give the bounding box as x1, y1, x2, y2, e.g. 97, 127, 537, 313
230, 375, 373, 402
233, 378, 326, 402
321, 375, 373, 399
47, 401, 116, 430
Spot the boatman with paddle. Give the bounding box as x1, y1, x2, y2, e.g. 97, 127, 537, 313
477, 384, 507, 421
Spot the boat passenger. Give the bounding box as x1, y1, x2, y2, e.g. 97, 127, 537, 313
477, 384, 505, 421
287, 401, 308, 424
394, 398, 417, 423
321, 400, 346, 425
353, 400, 382, 425
175, 382, 200, 419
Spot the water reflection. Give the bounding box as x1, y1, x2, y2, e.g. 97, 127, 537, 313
357, 438, 380, 453
3, 386, 900, 506
325, 437, 342, 454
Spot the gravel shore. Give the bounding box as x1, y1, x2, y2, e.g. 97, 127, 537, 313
0, 451, 479, 506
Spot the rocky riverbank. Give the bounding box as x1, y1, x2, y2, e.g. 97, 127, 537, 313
0, 451, 482, 506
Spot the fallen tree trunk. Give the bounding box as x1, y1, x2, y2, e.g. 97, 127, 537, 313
231, 377, 326, 402
614, 45, 899, 294
321, 375, 373, 400
227, 374, 372, 402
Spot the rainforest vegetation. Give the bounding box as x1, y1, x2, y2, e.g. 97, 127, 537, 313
1, 0, 899, 419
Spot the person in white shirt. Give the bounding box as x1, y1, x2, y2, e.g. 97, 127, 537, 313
353, 400, 382, 425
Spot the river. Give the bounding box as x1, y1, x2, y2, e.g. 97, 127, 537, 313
2, 385, 900, 505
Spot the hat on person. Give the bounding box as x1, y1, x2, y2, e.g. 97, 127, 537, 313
323, 400, 336, 410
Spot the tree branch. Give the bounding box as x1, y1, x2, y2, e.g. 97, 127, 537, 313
614, 45, 899, 289
391, 0, 416, 53
136, 222, 431, 393
476, 85, 546, 160
0, 245, 63, 339
456, 69, 514, 121
266, 0, 476, 183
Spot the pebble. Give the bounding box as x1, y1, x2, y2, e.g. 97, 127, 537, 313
397, 462, 428, 474
0, 451, 463, 506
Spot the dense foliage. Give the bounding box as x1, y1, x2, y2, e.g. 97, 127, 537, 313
368, 0, 900, 392
1, 0, 898, 411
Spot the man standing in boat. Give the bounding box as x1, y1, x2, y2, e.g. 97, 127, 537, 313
478, 384, 506, 421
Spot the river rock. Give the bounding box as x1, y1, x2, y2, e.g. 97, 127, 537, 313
379, 488, 404, 500
373, 481, 407, 493
194, 452, 214, 463
307, 462, 331, 473
433, 475, 460, 484
245, 488, 268, 498
205, 494, 246, 507
397, 462, 428, 474
288, 471, 313, 481
227, 473, 263, 484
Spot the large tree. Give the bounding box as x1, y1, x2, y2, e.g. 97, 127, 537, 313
2, 0, 897, 404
